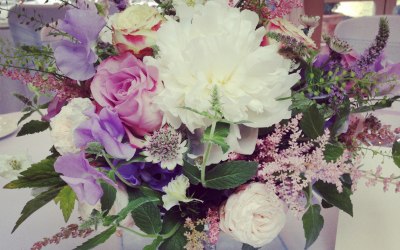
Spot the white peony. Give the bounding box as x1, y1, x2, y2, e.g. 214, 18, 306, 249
50, 98, 94, 155
0, 154, 31, 179
162, 175, 194, 210
145, 0, 300, 132
219, 183, 286, 248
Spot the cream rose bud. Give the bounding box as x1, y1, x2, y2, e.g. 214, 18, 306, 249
111, 4, 165, 59
219, 183, 286, 248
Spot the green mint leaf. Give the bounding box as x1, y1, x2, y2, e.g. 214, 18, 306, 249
392, 140, 400, 168
202, 122, 230, 153
313, 181, 353, 216
73, 226, 116, 250
144, 236, 164, 250
17, 120, 50, 137
4, 158, 63, 189
13, 93, 32, 106
324, 143, 344, 162
54, 186, 76, 222
321, 199, 334, 209
116, 197, 159, 224
18, 111, 35, 125
300, 105, 325, 139
129, 190, 162, 235
100, 182, 116, 215
12, 186, 63, 233
242, 243, 260, 250
205, 161, 258, 190
302, 204, 324, 249
182, 160, 201, 185
159, 224, 186, 250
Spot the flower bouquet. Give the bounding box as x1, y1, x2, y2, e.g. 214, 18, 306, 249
1, 0, 400, 249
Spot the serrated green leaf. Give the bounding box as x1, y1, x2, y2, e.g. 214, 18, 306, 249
116, 197, 159, 223
12, 186, 63, 233
321, 199, 334, 209
202, 122, 230, 153
161, 208, 183, 235
73, 226, 116, 250
313, 181, 353, 216
392, 141, 400, 168
13, 93, 32, 106
205, 161, 258, 190
100, 182, 116, 215
182, 160, 201, 185
302, 204, 324, 249
129, 190, 162, 235
144, 236, 164, 250
54, 186, 76, 222
242, 243, 259, 250
18, 111, 35, 125
324, 143, 344, 162
300, 105, 324, 139
353, 96, 400, 113
159, 224, 186, 250
17, 120, 50, 137
4, 158, 63, 189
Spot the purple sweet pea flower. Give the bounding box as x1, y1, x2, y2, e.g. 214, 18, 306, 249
117, 162, 181, 191
55, 152, 115, 205
74, 108, 136, 160
52, 7, 106, 80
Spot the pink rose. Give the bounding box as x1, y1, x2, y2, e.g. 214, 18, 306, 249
90, 52, 162, 147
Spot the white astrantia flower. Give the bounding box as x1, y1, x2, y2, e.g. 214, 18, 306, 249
145, 0, 300, 132
142, 127, 187, 170
162, 175, 195, 210
50, 98, 94, 155
0, 154, 31, 179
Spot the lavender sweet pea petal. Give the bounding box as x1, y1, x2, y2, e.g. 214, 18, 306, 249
53, 40, 97, 81
54, 153, 113, 205
98, 108, 126, 140
60, 176, 102, 205
117, 162, 144, 186
74, 108, 136, 160
58, 9, 106, 43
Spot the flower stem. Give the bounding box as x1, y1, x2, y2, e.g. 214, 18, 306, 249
118, 226, 157, 238
200, 121, 216, 186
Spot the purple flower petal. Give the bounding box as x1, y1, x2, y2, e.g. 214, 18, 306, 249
55, 152, 114, 205
74, 108, 136, 160
53, 40, 97, 81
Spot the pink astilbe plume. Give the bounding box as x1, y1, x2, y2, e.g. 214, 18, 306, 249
241, 0, 303, 21
31, 224, 93, 250
1, 68, 90, 100
206, 208, 220, 246
252, 114, 360, 215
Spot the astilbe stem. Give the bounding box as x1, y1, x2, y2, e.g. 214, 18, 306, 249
31, 224, 93, 250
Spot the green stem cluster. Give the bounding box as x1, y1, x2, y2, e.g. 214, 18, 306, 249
200, 121, 217, 186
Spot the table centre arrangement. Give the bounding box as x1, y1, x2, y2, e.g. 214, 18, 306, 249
0, 0, 399, 249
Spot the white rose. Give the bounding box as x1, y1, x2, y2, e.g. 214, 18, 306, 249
50, 98, 94, 155
0, 154, 31, 179
219, 183, 286, 248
